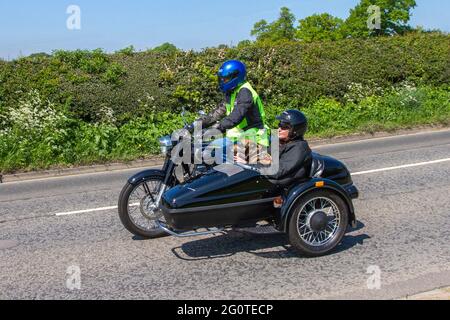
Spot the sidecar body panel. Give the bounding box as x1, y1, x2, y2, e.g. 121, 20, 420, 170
160, 154, 358, 232
160, 166, 279, 230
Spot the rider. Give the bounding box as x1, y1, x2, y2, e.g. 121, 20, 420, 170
187, 60, 270, 159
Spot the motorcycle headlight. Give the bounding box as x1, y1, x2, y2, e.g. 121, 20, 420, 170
159, 136, 173, 155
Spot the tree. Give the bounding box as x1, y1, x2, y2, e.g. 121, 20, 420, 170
296, 13, 344, 42
151, 43, 178, 54
251, 7, 296, 43
26, 52, 51, 61
342, 0, 417, 37
237, 40, 253, 48
410, 26, 448, 35
116, 45, 135, 56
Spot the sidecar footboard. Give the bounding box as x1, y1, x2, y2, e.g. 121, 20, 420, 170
156, 220, 225, 238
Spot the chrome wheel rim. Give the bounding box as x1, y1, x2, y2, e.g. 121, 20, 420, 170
297, 197, 341, 247
127, 180, 165, 232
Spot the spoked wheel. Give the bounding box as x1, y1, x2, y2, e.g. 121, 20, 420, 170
118, 173, 169, 239
288, 190, 349, 257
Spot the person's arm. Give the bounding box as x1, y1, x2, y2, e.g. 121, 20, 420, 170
217, 88, 253, 132
197, 102, 227, 128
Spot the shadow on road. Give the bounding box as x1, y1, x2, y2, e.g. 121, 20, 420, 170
170, 221, 370, 261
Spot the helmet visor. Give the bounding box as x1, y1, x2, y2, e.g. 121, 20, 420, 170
218, 71, 239, 84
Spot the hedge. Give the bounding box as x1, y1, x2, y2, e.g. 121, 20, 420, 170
0, 33, 449, 124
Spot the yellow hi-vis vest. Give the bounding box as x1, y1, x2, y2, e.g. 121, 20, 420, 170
225, 82, 270, 147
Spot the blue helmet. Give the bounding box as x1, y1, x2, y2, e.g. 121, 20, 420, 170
218, 60, 247, 93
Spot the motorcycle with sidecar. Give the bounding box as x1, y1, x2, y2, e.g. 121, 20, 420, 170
118, 120, 359, 257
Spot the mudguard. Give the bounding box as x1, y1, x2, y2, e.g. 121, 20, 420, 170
128, 169, 166, 186
278, 178, 358, 232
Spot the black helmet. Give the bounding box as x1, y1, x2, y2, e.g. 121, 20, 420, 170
276, 110, 308, 139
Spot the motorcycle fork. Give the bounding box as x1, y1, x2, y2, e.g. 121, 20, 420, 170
154, 159, 175, 207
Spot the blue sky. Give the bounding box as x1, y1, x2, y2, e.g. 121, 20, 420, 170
0, 0, 449, 59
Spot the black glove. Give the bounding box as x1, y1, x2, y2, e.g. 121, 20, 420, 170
184, 123, 195, 134
210, 122, 225, 133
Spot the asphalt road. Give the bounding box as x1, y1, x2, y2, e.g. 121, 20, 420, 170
1, 129, 449, 300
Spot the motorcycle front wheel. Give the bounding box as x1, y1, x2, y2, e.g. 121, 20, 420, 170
118, 172, 169, 239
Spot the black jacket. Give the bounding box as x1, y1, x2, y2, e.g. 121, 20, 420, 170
267, 138, 312, 185
199, 87, 264, 132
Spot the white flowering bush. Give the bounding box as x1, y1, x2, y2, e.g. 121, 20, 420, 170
136, 93, 160, 116
344, 81, 385, 104
393, 81, 420, 109
7, 89, 67, 134
0, 110, 9, 137
95, 104, 117, 125
0, 90, 71, 171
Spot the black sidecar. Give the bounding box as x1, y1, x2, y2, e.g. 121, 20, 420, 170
157, 153, 358, 257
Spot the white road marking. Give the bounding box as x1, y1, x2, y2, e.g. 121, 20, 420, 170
352, 158, 450, 176
313, 128, 450, 149
55, 206, 119, 216
54, 203, 140, 217
53, 157, 450, 217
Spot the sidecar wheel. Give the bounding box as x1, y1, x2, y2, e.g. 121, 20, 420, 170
288, 190, 349, 257
118, 176, 168, 239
